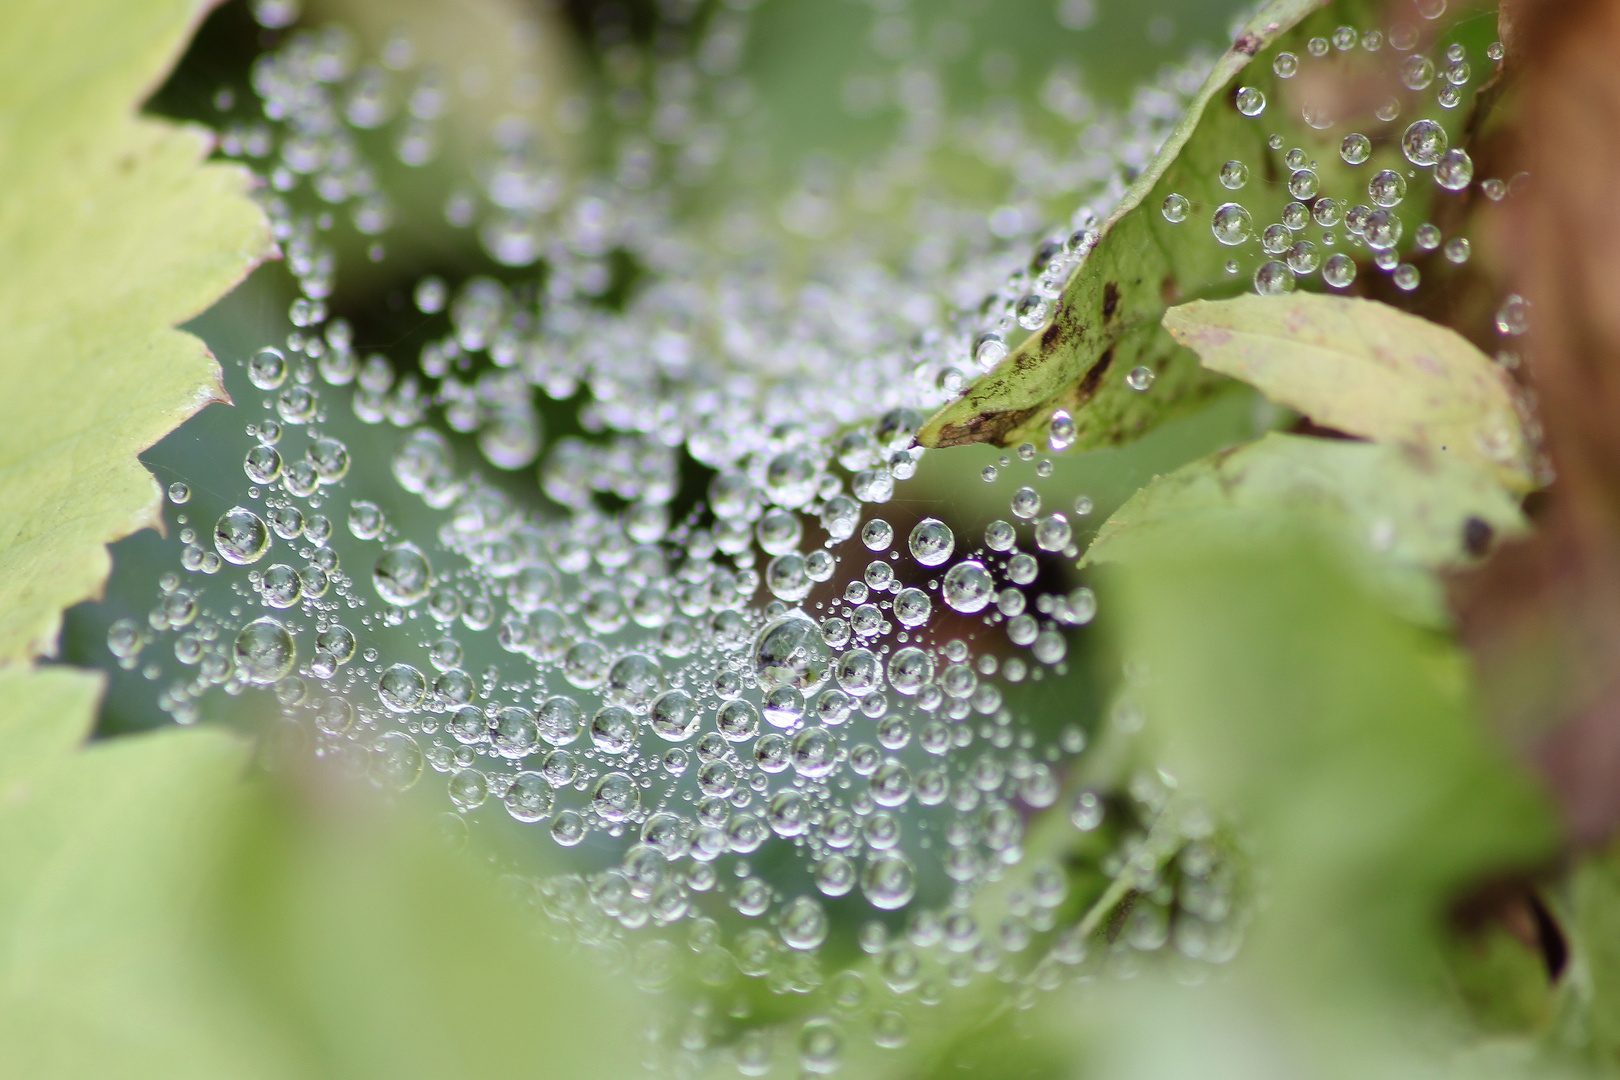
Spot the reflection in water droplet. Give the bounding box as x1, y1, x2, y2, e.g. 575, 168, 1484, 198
234, 616, 295, 683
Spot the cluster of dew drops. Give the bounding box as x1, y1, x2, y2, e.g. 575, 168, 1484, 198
1156, 5, 1535, 354
98, 0, 1538, 1074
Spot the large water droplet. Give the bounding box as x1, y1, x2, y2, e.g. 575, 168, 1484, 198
233, 616, 295, 683
861, 851, 917, 909
1210, 202, 1254, 246
214, 507, 270, 565
753, 614, 832, 693
907, 518, 954, 567
942, 560, 994, 613
373, 544, 432, 605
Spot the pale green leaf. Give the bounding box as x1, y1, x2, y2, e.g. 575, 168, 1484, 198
0, 669, 276, 1079
1557, 849, 1620, 1070
1164, 294, 1537, 491
1079, 536, 1561, 1079
0, 664, 642, 1080
0, 0, 273, 661
916, 0, 1388, 453
1084, 432, 1527, 623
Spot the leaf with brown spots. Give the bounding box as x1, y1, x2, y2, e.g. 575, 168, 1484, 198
915, 0, 1480, 455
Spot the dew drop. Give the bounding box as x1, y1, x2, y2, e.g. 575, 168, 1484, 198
234, 616, 295, 684
1401, 119, 1448, 166
373, 544, 432, 605
1340, 133, 1371, 165
1435, 148, 1474, 191
214, 507, 270, 565
248, 346, 288, 390
1323, 255, 1357, 288
941, 561, 994, 614
861, 851, 917, 909
908, 518, 955, 566
1210, 203, 1254, 246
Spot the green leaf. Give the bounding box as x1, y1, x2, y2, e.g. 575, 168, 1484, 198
0, 0, 272, 662
1084, 432, 1527, 623
0, 666, 643, 1080
1558, 848, 1620, 1070
1164, 295, 1537, 491
1079, 534, 1561, 1078
0, 667, 273, 1078
916, 0, 1380, 453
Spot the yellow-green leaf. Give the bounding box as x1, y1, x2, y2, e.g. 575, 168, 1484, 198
0, 664, 643, 1080
0, 0, 273, 662
1164, 294, 1537, 491
1084, 432, 1528, 623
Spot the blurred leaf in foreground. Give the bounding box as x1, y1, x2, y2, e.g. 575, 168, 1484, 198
1085, 431, 1527, 624
1164, 295, 1537, 492
1561, 847, 1620, 1069
1066, 532, 1562, 1079
0, 664, 640, 1080
0, 0, 272, 661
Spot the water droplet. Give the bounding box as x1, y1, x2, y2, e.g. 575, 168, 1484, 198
1402, 55, 1435, 90
1272, 52, 1298, 78
1401, 119, 1447, 166
1015, 293, 1050, 330
1368, 169, 1407, 208
973, 331, 1007, 369
248, 346, 288, 390
373, 732, 423, 790
1235, 86, 1265, 116
538, 695, 585, 746
374, 544, 432, 605
259, 563, 302, 608
942, 561, 993, 614
908, 518, 954, 566
1435, 148, 1474, 191
234, 616, 295, 684
781, 895, 829, 950
1363, 210, 1403, 251
754, 614, 832, 693
1340, 132, 1371, 165
505, 772, 554, 822
1496, 294, 1529, 336
1211, 203, 1254, 246
214, 507, 270, 565
1286, 241, 1320, 275
377, 663, 426, 712
1161, 193, 1189, 223
1126, 365, 1156, 391
1253, 261, 1294, 295
592, 771, 639, 822
861, 851, 917, 909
